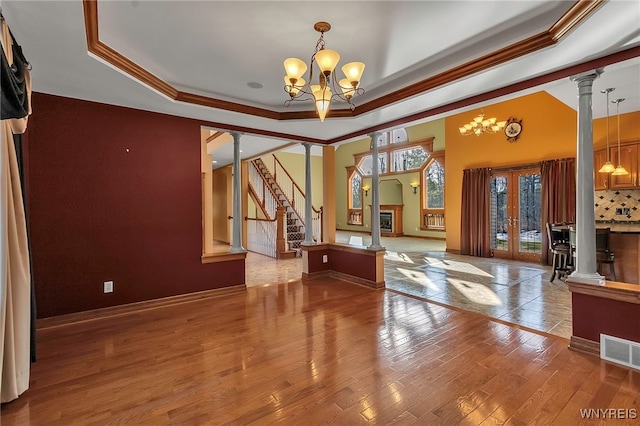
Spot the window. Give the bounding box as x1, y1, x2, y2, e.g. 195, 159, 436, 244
358, 153, 388, 175
351, 172, 362, 209
425, 160, 444, 208
391, 146, 429, 172
421, 152, 445, 230
347, 167, 363, 225
354, 130, 432, 177
348, 131, 443, 231
390, 128, 408, 144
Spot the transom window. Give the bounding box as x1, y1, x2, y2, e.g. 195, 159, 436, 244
391, 146, 429, 172
354, 131, 432, 177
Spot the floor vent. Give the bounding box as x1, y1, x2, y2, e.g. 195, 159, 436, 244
600, 334, 640, 371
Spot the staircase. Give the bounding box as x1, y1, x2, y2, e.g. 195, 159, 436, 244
254, 158, 306, 255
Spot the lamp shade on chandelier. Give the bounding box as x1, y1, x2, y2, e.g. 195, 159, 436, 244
459, 112, 506, 136
598, 88, 616, 173
283, 22, 365, 122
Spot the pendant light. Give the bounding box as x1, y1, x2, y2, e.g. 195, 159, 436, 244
611, 98, 628, 176
598, 88, 615, 173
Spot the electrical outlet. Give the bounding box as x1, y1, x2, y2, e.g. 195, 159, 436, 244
322, 254, 328, 263
104, 281, 114, 293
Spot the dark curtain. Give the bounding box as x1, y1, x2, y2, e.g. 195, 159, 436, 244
460, 167, 492, 257
540, 158, 576, 265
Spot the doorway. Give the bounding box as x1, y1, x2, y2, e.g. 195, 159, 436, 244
490, 168, 542, 262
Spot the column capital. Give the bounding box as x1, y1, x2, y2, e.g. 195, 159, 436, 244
570, 69, 603, 86
230, 131, 243, 141
368, 132, 382, 148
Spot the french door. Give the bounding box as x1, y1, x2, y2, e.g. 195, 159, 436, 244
490, 168, 542, 261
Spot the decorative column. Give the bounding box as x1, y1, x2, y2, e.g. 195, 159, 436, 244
229, 132, 246, 253
302, 142, 315, 245
568, 69, 603, 284
368, 132, 384, 250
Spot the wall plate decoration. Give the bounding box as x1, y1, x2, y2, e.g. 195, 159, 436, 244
504, 117, 523, 142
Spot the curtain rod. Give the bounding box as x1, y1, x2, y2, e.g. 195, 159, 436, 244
488, 157, 575, 174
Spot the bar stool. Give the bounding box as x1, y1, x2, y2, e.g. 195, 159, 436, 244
596, 227, 616, 281
546, 222, 572, 282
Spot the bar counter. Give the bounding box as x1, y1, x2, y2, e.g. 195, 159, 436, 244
597, 221, 640, 284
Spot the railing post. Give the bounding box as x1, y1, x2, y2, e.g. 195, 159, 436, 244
276, 206, 286, 254
320, 206, 323, 243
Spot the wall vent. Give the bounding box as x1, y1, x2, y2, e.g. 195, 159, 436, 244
600, 334, 640, 371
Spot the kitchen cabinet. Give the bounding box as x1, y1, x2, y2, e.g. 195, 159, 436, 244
610, 144, 639, 189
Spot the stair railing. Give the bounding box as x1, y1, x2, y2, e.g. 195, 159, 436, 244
246, 217, 277, 258
249, 160, 281, 219
247, 161, 288, 257
269, 155, 323, 242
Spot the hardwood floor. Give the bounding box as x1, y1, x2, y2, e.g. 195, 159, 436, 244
2, 277, 638, 425
246, 232, 572, 339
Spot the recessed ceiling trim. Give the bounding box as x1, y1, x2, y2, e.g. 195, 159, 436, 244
323, 46, 640, 145
83, 0, 605, 122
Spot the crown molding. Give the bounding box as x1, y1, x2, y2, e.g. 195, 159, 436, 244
81, 0, 637, 144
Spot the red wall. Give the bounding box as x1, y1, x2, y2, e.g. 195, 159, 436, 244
306, 245, 377, 282
572, 293, 640, 343
26, 93, 244, 318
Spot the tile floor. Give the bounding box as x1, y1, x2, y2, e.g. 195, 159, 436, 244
241, 232, 572, 339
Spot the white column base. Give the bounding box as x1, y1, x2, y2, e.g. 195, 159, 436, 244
228, 247, 247, 254
301, 241, 316, 246
567, 271, 605, 285
367, 244, 385, 251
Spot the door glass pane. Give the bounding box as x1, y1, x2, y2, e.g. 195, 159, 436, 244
490, 177, 508, 251
518, 173, 541, 254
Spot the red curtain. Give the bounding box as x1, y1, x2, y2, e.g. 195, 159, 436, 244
460, 167, 492, 257
540, 158, 576, 264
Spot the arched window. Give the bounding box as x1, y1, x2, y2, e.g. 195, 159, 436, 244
347, 167, 363, 225
421, 152, 445, 230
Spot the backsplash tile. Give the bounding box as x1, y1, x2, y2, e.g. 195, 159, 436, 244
594, 189, 640, 221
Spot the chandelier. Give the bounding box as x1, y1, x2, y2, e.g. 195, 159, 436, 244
611, 97, 628, 176
598, 88, 615, 173
283, 22, 365, 122
459, 112, 506, 136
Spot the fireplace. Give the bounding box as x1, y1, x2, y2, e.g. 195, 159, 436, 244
380, 212, 393, 232
378, 205, 403, 237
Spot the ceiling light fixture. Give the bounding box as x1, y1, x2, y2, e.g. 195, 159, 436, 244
598, 88, 616, 173
283, 22, 365, 122
611, 97, 628, 176
459, 112, 506, 136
